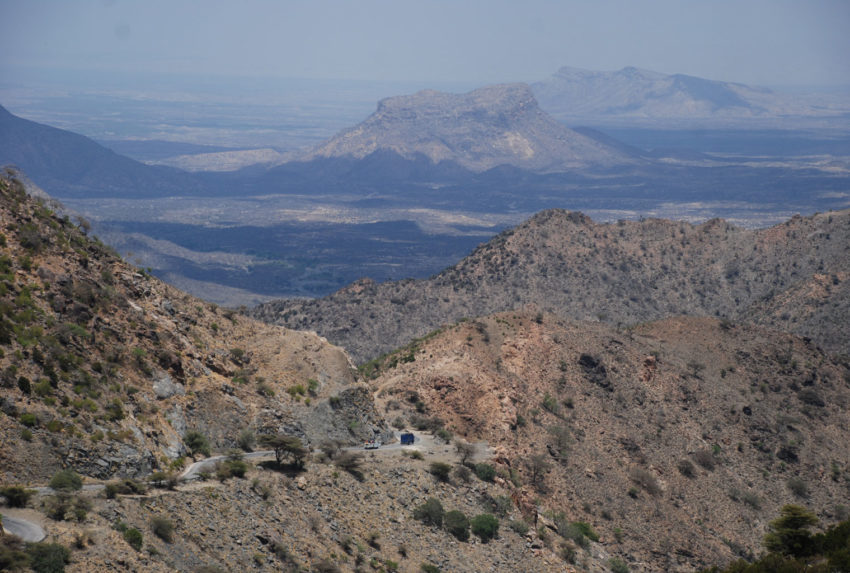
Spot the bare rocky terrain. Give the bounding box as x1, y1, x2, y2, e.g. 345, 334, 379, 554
365, 310, 850, 571
0, 172, 590, 572
0, 172, 388, 486
251, 208, 850, 363
2, 169, 849, 572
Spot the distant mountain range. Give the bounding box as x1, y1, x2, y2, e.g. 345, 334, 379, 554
290, 83, 639, 172
532, 66, 850, 125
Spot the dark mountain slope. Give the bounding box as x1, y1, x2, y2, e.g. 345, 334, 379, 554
250, 209, 850, 362
0, 104, 205, 198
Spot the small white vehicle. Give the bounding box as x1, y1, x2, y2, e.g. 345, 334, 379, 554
364, 440, 381, 450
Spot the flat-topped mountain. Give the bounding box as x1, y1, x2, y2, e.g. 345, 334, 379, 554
292, 83, 640, 172
251, 209, 850, 363
532, 66, 850, 125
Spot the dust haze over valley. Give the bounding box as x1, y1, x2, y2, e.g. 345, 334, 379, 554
2, 2, 850, 572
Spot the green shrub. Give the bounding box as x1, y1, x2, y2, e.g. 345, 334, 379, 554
123, 528, 143, 551
420, 564, 441, 573
216, 458, 249, 481
435, 427, 453, 443
150, 516, 175, 542
444, 510, 470, 541
693, 449, 717, 471
786, 477, 809, 499
629, 467, 661, 495
509, 519, 530, 536
49, 469, 82, 491
470, 514, 499, 543
413, 497, 444, 528
20, 412, 37, 427
1, 485, 35, 507
677, 459, 696, 477
184, 430, 211, 457
27, 542, 70, 573
0, 535, 30, 570
571, 521, 599, 542
609, 557, 630, 573
429, 462, 452, 482
474, 463, 496, 482
17, 376, 31, 394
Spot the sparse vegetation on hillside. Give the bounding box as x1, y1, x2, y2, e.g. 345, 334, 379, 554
253, 208, 850, 362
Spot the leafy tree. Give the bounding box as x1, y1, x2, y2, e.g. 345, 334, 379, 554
763, 504, 818, 558
454, 440, 475, 465
470, 514, 499, 543
258, 434, 308, 468
527, 453, 550, 490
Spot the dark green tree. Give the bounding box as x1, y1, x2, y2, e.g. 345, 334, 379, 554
471, 514, 499, 543
763, 504, 818, 558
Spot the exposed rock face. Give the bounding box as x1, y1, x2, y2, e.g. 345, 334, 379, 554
251, 208, 850, 363
295, 83, 637, 172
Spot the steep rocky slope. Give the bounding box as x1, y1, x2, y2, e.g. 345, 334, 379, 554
1, 172, 589, 572
0, 171, 388, 485
251, 208, 850, 363
291, 84, 639, 172
364, 310, 850, 571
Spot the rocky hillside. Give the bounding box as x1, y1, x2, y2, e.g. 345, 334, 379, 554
251, 208, 850, 363
0, 171, 389, 485
364, 310, 850, 571
291, 84, 639, 172
1, 171, 594, 572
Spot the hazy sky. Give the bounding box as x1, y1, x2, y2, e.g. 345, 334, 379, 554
1, 0, 849, 88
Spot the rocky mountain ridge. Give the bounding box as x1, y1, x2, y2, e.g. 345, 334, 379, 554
251, 208, 850, 363
291, 83, 639, 172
